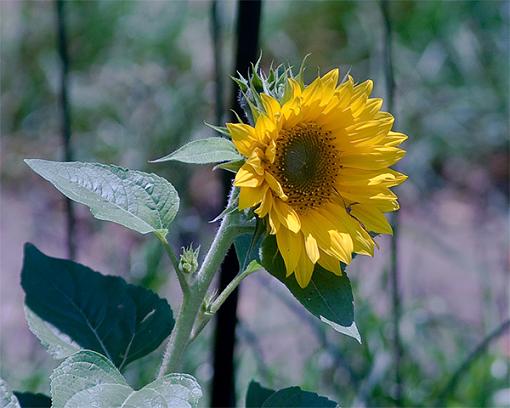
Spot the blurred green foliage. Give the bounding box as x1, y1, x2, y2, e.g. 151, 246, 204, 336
1, 0, 508, 407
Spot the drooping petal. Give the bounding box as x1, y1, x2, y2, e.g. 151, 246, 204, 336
273, 199, 301, 233
255, 187, 273, 218
276, 227, 302, 276
294, 248, 314, 288
317, 250, 342, 276
304, 232, 320, 263
350, 204, 393, 235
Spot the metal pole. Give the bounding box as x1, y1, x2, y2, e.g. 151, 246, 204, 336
55, 0, 76, 260
381, 0, 402, 405
211, 0, 262, 406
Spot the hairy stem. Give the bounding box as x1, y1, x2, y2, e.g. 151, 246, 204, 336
190, 262, 260, 342
210, 263, 259, 314
157, 191, 239, 377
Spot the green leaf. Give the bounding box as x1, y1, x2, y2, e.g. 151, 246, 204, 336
12, 392, 51, 408
24, 307, 80, 359
21, 244, 174, 369
0, 379, 21, 408
51, 351, 202, 408
204, 122, 230, 137
151, 138, 242, 164
234, 218, 265, 270
25, 160, 179, 237
246, 381, 274, 407
260, 235, 361, 343
213, 159, 245, 173
245, 381, 337, 408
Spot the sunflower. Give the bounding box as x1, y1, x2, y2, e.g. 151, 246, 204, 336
227, 69, 407, 288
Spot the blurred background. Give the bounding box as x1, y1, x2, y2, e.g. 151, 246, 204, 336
1, 0, 509, 406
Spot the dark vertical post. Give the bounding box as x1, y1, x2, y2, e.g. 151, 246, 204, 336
210, 0, 262, 406
211, 0, 224, 129
55, 0, 76, 260
381, 0, 402, 405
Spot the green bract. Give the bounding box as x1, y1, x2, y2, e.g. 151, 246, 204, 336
152, 137, 242, 164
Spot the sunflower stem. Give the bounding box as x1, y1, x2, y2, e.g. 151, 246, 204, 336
189, 261, 260, 342
157, 189, 239, 377
210, 263, 259, 314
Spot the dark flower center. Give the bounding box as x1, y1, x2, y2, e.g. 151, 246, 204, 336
269, 122, 339, 211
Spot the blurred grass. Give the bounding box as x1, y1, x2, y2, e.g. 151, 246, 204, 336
1, 0, 508, 407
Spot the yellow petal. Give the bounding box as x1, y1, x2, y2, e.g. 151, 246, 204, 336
294, 248, 314, 288
338, 168, 407, 188
260, 93, 281, 119
255, 187, 273, 217
304, 232, 320, 263
321, 69, 340, 89
238, 185, 266, 210
385, 131, 408, 146
287, 78, 302, 98
356, 97, 383, 121
234, 165, 263, 187
226, 123, 257, 157
246, 148, 265, 176
340, 147, 405, 170
273, 200, 301, 233
328, 230, 353, 264
350, 80, 373, 115
276, 228, 302, 276
332, 204, 375, 256
349, 205, 392, 235
317, 250, 342, 276
267, 209, 280, 234
265, 172, 288, 200
345, 116, 394, 146
255, 114, 277, 143
301, 211, 353, 265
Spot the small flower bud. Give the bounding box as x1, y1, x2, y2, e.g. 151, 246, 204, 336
178, 245, 200, 274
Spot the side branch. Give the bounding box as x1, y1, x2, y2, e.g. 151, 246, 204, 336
155, 232, 189, 295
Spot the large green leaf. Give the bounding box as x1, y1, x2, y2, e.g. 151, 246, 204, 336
245, 381, 337, 408
24, 307, 80, 359
260, 235, 361, 342
12, 392, 51, 408
25, 160, 179, 236
50, 351, 202, 408
245, 381, 274, 407
0, 379, 20, 408
21, 244, 174, 369
152, 137, 242, 164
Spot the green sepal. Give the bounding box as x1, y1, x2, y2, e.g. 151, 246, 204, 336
151, 137, 242, 164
